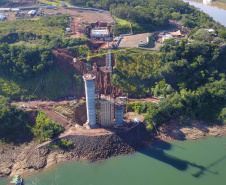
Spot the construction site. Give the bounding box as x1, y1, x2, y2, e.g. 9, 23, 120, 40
2, 7, 137, 133
1, 3, 160, 135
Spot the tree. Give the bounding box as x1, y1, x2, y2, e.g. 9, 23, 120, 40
0, 96, 10, 107
171, 12, 182, 21
193, 29, 210, 41
219, 30, 226, 39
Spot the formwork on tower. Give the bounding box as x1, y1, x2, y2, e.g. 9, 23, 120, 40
100, 94, 114, 127
114, 98, 125, 127
96, 90, 101, 124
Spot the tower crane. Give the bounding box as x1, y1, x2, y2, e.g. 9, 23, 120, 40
112, 8, 118, 47
73, 47, 133, 72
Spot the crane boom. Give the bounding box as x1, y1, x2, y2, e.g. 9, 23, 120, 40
73, 47, 132, 63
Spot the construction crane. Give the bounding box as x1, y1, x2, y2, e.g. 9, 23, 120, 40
112, 8, 118, 47
73, 47, 133, 72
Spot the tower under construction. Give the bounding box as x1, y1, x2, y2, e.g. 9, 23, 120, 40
115, 98, 124, 126
100, 95, 114, 127
83, 74, 96, 127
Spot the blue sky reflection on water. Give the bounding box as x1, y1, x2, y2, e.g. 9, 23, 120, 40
184, 0, 226, 26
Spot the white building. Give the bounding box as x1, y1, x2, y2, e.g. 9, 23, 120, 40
0, 13, 6, 21
90, 29, 110, 38
28, 10, 37, 16
162, 34, 173, 42
0, 8, 11, 12
206, 28, 214, 33
203, 0, 213, 5
11, 8, 20, 12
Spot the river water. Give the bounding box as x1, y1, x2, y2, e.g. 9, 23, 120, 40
1, 136, 226, 185
184, 0, 226, 26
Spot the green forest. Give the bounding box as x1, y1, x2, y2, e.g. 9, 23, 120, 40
64, 0, 225, 33
0, 96, 64, 143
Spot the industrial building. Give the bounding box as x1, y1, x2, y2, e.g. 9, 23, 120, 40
90, 29, 110, 38
0, 13, 6, 21
28, 10, 37, 16
88, 21, 112, 41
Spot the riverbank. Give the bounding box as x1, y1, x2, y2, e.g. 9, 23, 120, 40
1, 120, 226, 178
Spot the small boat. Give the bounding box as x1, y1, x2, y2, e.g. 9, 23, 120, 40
8, 175, 23, 185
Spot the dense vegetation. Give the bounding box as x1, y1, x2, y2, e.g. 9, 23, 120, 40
0, 15, 69, 40
32, 110, 65, 143
0, 101, 32, 143
64, 0, 225, 34
0, 0, 11, 7
0, 94, 65, 143
0, 43, 52, 79
115, 41, 226, 129
0, 15, 88, 100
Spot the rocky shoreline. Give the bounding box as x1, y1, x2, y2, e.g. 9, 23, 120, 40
1, 121, 226, 178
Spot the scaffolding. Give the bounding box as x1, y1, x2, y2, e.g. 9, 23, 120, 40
100, 95, 114, 127
115, 98, 125, 126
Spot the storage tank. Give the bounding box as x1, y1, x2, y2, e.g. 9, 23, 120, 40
115, 99, 124, 126
83, 74, 96, 127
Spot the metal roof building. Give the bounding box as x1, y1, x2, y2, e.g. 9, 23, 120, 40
162, 34, 173, 41
0, 13, 6, 20
28, 10, 37, 16
11, 8, 20, 12
90, 29, 110, 38
0, 8, 11, 12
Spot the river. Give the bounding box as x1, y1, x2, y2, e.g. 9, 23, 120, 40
184, 0, 226, 26
1, 136, 226, 185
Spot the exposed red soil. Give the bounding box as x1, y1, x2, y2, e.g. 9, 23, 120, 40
52, 48, 122, 97
73, 103, 87, 125
69, 16, 86, 38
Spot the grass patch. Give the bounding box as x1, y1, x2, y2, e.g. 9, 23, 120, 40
115, 18, 132, 36
0, 64, 72, 100
40, 0, 69, 6
116, 18, 131, 26
0, 15, 69, 40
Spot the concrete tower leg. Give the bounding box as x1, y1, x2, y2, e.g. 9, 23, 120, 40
83, 74, 96, 128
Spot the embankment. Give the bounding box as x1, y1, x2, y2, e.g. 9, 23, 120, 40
1, 120, 226, 178
0, 123, 150, 177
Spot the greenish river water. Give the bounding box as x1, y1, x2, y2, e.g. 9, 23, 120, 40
1, 136, 226, 185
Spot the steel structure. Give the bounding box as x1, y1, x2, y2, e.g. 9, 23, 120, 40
115, 98, 124, 126
73, 48, 132, 63
100, 95, 114, 127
